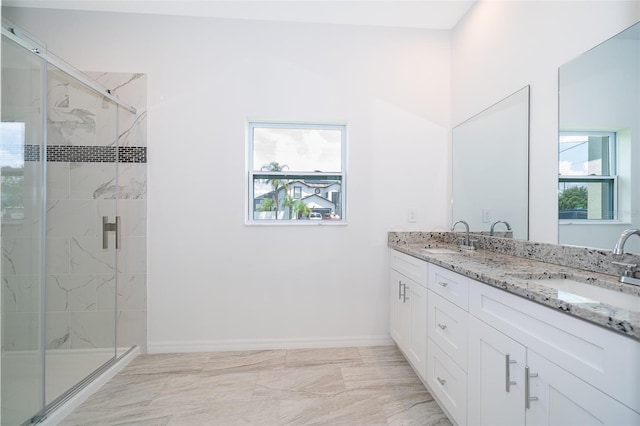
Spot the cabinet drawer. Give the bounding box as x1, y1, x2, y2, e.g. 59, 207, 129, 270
469, 280, 640, 414
428, 290, 468, 371
427, 338, 467, 425
428, 264, 469, 310
390, 249, 428, 286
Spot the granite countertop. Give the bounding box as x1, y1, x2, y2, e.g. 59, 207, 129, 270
388, 236, 640, 341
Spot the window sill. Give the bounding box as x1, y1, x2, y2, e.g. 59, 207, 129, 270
245, 220, 348, 226
559, 220, 629, 225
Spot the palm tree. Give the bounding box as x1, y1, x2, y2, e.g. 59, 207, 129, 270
256, 197, 275, 215
260, 161, 289, 220
293, 199, 311, 219
283, 193, 296, 220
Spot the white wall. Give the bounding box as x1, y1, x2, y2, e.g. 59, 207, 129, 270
451, 0, 640, 244
3, 7, 451, 351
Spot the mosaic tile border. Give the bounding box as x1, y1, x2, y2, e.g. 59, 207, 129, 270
5, 145, 146, 163
24, 144, 40, 162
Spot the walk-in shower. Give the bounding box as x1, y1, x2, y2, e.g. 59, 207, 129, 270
1, 19, 147, 425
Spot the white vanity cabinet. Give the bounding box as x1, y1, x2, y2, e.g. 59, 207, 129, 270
388, 249, 640, 426
468, 277, 640, 426
389, 250, 429, 379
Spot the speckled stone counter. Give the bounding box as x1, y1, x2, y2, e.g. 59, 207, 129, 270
388, 232, 640, 341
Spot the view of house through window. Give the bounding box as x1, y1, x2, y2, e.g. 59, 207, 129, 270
248, 122, 346, 222
558, 131, 616, 220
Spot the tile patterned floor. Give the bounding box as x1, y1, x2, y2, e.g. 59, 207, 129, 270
60, 346, 452, 425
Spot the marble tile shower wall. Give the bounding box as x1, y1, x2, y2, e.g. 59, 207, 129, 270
2, 71, 147, 353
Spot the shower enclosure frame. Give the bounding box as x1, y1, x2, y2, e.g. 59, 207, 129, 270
2, 21, 137, 115
2, 18, 140, 425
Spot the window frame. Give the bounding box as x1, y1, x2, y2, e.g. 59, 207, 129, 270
246, 121, 347, 225
558, 131, 618, 222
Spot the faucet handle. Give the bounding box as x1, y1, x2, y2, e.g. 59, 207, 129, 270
611, 261, 638, 276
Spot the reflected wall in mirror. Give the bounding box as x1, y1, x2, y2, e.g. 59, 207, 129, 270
559, 22, 640, 253
452, 86, 530, 240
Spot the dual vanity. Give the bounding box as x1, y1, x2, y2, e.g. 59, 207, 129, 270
388, 231, 640, 426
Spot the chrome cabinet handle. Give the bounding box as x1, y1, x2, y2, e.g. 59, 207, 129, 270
505, 354, 517, 392
438, 281, 448, 287
437, 323, 447, 330
437, 377, 446, 386
525, 367, 539, 409
398, 282, 408, 303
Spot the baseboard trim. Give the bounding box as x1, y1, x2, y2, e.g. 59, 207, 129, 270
147, 335, 394, 354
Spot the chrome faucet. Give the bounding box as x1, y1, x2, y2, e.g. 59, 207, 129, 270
451, 220, 475, 250
490, 220, 512, 236
612, 229, 640, 286
613, 229, 640, 255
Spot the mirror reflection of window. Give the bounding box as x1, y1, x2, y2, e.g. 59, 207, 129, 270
558, 21, 639, 252
558, 131, 617, 221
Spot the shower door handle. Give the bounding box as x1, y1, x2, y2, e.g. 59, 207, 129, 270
103, 216, 120, 250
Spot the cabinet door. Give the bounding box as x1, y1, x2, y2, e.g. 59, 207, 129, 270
390, 270, 409, 349
468, 316, 526, 426
406, 280, 428, 379
525, 350, 640, 426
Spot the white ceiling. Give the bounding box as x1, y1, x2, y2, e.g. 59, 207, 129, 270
3, 0, 477, 30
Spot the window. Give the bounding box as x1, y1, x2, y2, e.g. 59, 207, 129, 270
1, 123, 27, 222
248, 122, 346, 223
558, 131, 617, 220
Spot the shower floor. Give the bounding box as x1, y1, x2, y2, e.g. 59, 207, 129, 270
2, 348, 129, 425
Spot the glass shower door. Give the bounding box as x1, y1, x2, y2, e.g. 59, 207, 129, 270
2, 21, 141, 424
44, 63, 119, 405
2, 34, 121, 423
1, 34, 46, 426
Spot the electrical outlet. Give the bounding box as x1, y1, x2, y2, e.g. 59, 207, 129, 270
407, 208, 417, 223
482, 209, 491, 223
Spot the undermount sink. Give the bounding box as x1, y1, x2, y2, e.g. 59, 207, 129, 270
419, 247, 459, 255
522, 277, 640, 312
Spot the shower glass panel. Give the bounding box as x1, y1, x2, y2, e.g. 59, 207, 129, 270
43, 63, 119, 405
1, 22, 138, 424
1, 35, 46, 426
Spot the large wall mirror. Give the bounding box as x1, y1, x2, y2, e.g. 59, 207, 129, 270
452, 86, 530, 240
558, 22, 640, 253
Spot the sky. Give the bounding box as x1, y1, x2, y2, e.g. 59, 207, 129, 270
253, 126, 342, 173
0, 122, 26, 168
